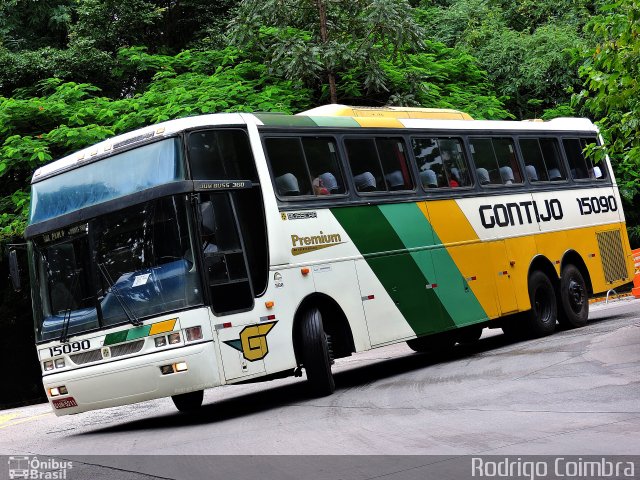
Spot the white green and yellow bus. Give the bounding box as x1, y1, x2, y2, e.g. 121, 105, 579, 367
17, 105, 634, 415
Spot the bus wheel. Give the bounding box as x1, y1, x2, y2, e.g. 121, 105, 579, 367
456, 326, 483, 344
406, 332, 455, 353
558, 264, 589, 328
523, 270, 557, 337
301, 307, 335, 396
171, 390, 204, 413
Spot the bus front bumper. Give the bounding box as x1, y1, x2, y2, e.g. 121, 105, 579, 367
43, 341, 221, 416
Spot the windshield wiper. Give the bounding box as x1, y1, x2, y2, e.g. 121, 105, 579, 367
97, 262, 142, 326
59, 269, 81, 343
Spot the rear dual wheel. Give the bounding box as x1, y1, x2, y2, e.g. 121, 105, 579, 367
503, 270, 557, 338
558, 264, 589, 328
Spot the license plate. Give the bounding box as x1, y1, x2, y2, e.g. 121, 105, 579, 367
52, 397, 78, 409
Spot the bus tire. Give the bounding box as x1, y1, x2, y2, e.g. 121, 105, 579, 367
456, 326, 483, 344
523, 270, 557, 337
171, 390, 203, 413
406, 332, 455, 353
301, 307, 335, 396
558, 264, 589, 328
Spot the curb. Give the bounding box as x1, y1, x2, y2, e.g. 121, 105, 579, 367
589, 292, 633, 304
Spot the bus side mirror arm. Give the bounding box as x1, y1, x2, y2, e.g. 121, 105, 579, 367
8, 249, 21, 292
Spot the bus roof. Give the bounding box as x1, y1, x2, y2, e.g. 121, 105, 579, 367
298, 104, 474, 120
32, 108, 598, 182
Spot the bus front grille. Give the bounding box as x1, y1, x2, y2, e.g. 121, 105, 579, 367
70, 340, 145, 365
596, 229, 628, 283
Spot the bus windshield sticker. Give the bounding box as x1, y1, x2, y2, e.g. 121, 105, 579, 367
132, 274, 151, 287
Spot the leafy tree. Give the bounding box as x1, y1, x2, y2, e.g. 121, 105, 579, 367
417, 0, 590, 118
575, 0, 640, 245
229, 0, 425, 104
0, 48, 312, 240
0, 0, 73, 51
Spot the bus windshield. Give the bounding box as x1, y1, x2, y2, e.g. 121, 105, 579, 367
31, 196, 202, 342
30, 138, 185, 225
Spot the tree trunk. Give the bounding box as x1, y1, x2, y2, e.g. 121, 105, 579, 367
315, 0, 337, 104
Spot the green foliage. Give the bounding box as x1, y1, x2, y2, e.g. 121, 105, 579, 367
0, 0, 73, 50
229, 0, 425, 103
574, 0, 640, 246
0, 49, 312, 242
417, 0, 590, 118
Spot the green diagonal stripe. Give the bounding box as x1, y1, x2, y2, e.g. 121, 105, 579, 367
379, 203, 488, 327
103, 330, 128, 346
332, 204, 454, 336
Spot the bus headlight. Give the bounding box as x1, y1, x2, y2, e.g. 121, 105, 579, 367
44, 360, 54, 371
154, 336, 167, 347
168, 332, 181, 345
55, 358, 65, 369
49, 385, 67, 397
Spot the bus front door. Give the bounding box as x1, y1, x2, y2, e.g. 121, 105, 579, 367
197, 192, 265, 381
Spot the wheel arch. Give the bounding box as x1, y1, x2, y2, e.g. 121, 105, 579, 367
561, 249, 593, 295
292, 293, 356, 365
528, 254, 559, 288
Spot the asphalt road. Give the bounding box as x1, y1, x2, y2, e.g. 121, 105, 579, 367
1, 297, 638, 476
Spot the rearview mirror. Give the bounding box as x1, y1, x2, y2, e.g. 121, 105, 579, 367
8, 249, 21, 292
199, 201, 217, 236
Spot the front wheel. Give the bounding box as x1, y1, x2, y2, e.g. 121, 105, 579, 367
523, 270, 557, 337
407, 331, 456, 353
558, 264, 589, 328
300, 307, 335, 396
172, 390, 203, 413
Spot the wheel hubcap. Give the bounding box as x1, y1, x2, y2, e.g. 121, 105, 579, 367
568, 279, 584, 313
535, 288, 551, 324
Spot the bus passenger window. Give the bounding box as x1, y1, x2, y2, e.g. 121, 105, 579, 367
265, 138, 313, 196
188, 130, 258, 181
345, 139, 384, 192
376, 139, 413, 191
519, 138, 566, 182
469, 138, 522, 186
345, 138, 413, 193
413, 137, 471, 189
302, 138, 346, 195
563, 137, 607, 181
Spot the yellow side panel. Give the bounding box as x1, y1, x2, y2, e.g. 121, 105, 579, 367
504, 236, 538, 311
353, 117, 405, 128
420, 200, 501, 319
421, 200, 479, 244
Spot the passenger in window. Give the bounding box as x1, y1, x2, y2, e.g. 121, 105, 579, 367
312, 175, 330, 195
312, 171, 339, 195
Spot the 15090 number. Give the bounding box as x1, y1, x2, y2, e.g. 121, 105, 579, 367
576, 195, 617, 216
49, 340, 90, 357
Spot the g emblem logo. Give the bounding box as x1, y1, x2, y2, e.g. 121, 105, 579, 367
223, 321, 277, 361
